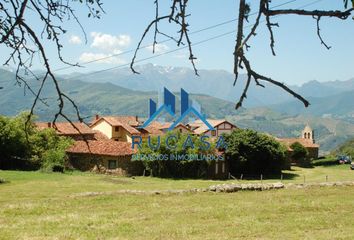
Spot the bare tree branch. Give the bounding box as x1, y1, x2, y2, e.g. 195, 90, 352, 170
314, 16, 331, 50
0, 0, 103, 132
135, 0, 352, 110
131, 0, 199, 75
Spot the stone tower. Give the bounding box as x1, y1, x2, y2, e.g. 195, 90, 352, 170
301, 125, 315, 143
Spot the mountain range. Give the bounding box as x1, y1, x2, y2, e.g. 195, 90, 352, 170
2, 64, 354, 153
65, 63, 354, 110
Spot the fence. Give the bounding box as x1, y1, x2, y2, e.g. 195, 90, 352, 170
228, 171, 354, 184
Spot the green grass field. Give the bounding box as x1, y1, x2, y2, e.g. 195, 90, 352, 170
1, 165, 354, 239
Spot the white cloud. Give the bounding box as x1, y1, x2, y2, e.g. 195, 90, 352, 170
146, 43, 169, 54
69, 35, 82, 45
90, 32, 131, 52
79, 52, 126, 65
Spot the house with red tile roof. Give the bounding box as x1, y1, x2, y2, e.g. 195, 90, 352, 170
188, 119, 237, 137
66, 140, 143, 175
139, 121, 192, 136
157, 122, 193, 134
90, 115, 141, 143
36, 122, 96, 141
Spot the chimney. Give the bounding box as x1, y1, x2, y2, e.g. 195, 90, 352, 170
135, 115, 139, 122
47, 122, 52, 128
95, 114, 100, 120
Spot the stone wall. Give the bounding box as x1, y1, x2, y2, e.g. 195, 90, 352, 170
67, 153, 144, 176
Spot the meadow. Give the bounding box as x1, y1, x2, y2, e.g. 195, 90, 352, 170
0, 165, 354, 239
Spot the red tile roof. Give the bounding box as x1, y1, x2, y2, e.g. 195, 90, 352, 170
191, 119, 236, 135
36, 122, 95, 136
276, 138, 319, 149
140, 121, 191, 135
90, 116, 141, 135
140, 122, 165, 135
93, 130, 109, 140
66, 140, 136, 157
91, 116, 139, 126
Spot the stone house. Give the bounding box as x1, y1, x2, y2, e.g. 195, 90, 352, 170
66, 140, 143, 176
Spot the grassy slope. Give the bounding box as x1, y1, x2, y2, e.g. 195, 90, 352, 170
1, 166, 354, 239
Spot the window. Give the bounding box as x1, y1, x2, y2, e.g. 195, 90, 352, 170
211, 130, 216, 136
108, 160, 117, 169
115, 126, 119, 132
179, 128, 182, 133
215, 162, 218, 174
222, 162, 225, 173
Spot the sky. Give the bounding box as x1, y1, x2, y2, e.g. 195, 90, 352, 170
1, 0, 354, 86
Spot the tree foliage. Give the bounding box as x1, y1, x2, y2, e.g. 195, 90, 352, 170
290, 142, 311, 167
0, 113, 33, 163
290, 142, 308, 161
137, 131, 216, 178
0, 113, 73, 171
224, 129, 286, 175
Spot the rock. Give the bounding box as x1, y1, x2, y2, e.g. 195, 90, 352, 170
273, 182, 284, 189
209, 185, 217, 192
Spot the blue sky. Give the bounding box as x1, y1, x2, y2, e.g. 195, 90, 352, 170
1, 0, 353, 85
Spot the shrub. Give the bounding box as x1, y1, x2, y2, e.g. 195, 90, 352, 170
137, 131, 215, 178
312, 157, 337, 166
224, 129, 287, 175
290, 142, 311, 167
41, 149, 66, 172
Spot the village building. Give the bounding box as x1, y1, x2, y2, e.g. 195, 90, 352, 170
276, 125, 319, 160
90, 115, 141, 143
138, 121, 165, 138
66, 140, 143, 175
137, 121, 193, 139
36, 116, 319, 179
188, 119, 237, 137
158, 122, 192, 134
35, 122, 96, 141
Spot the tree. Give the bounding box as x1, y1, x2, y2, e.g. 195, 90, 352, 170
0, 112, 73, 171
30, 128, 73, 172
290, 142, 310, 167
290, 142, 308, 161
136, 131, 216, 178
224, 129, 287, 175
132, 0, 354, 109
0, 113, 33, 168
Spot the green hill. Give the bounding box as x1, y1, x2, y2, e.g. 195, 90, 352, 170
2, 69, 354, 153
0, 69, 241, 121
